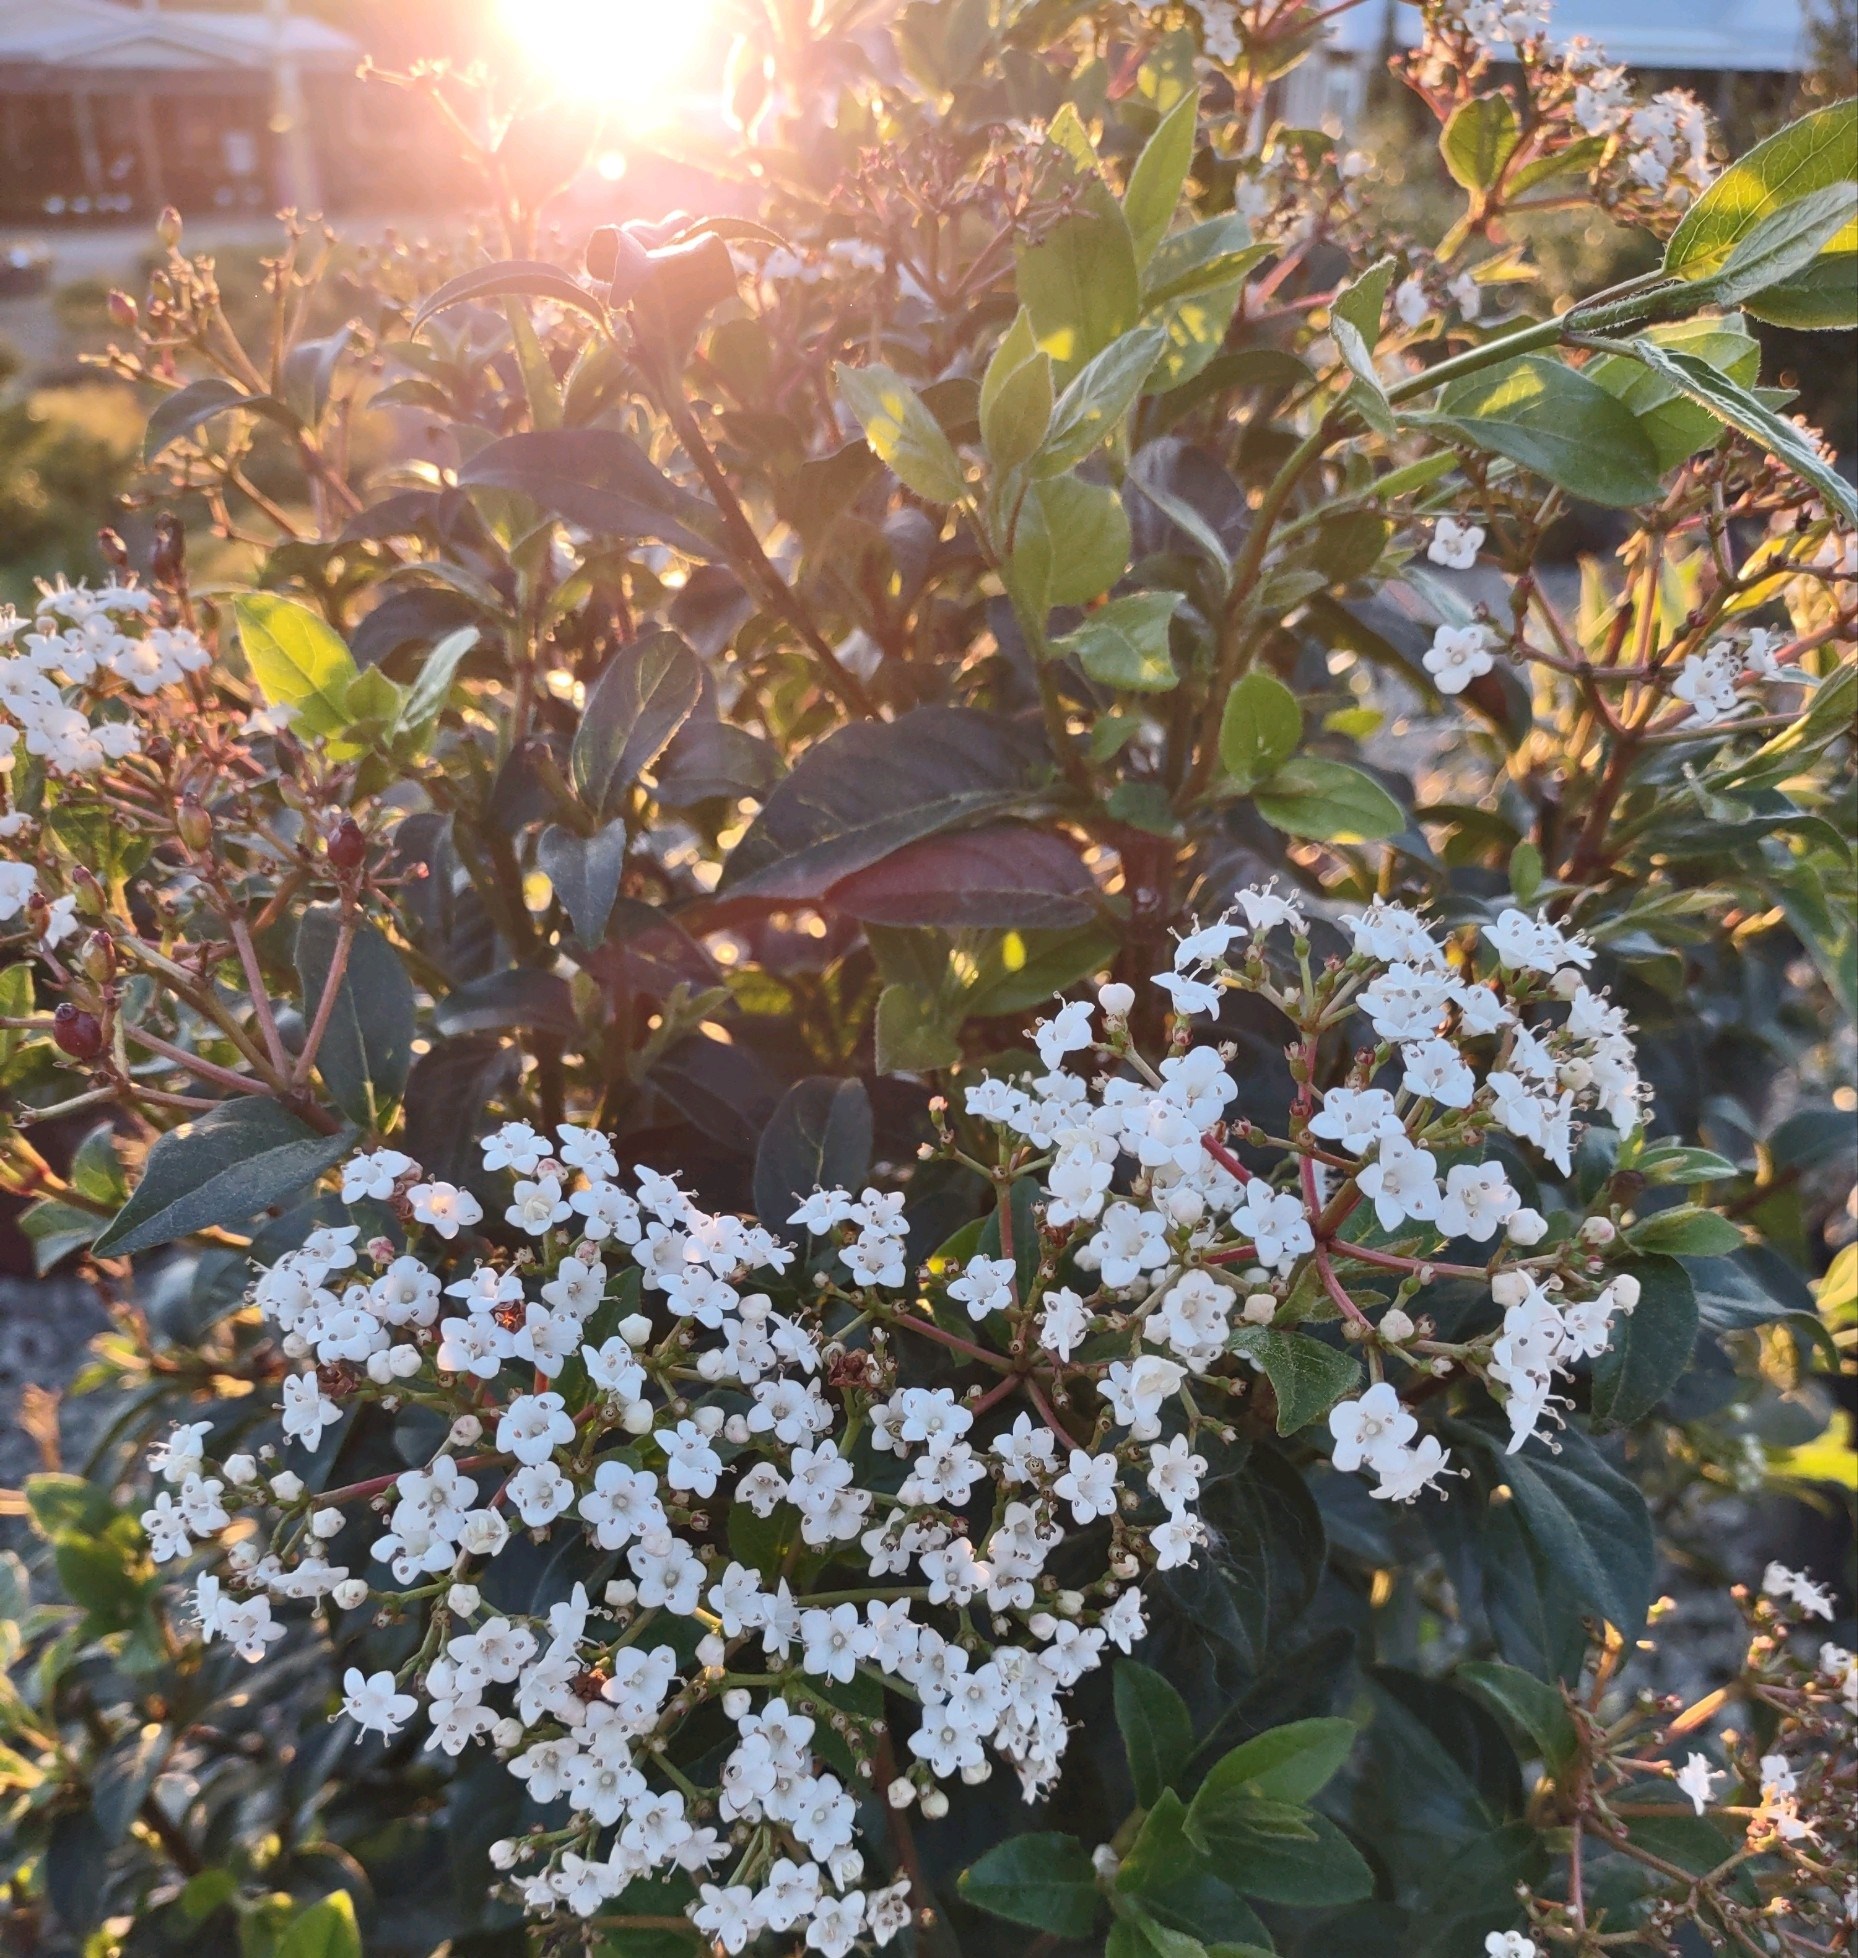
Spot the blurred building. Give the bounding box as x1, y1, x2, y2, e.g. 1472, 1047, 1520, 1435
0, 0, 360, 221
1282, 0, 1812, 131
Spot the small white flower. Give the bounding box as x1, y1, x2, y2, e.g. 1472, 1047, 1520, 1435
1427, 517, 1484, 570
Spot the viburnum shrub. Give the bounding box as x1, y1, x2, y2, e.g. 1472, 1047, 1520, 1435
0, 3, 1852, 1955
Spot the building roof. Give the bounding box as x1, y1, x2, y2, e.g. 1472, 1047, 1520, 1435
0, 1, 358, 79
1329, 0, 1809, 74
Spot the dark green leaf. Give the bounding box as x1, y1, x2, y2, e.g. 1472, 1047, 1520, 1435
1194, 1718, 1358, 1809
1403, 1822, 1548, 1958
1228, 1326, 1362, 1434
26, 1473, 116, 1538
20, 1199, 103, 1274
826, 824, 1097, 930
145, 376, 293, 461
1218, 671, 1301, 793
1254, 757, 1405, 842
458, 428, 717, 554
753, 1077, 873, 1234
397, 624, 479, 735
295, 907, 416, 1131
93, 1099, 356, 1257
1606, 338, 1858, 525
1435, 355, 1663, 507
538, 823, 629, 946
1625, 1205, 1744, 1258
874, 983, 962, 1074
1192, 1804, 1373, 1907
93, 1723, 167, 1844
571, 631, 704, 817
1464, 1422, 1655, 1637
411, 258, 609, 335
1590, 1255, 1699, 1429
434, 968, 579, 1039
1454, 1661, 1578, 1774
959, 1832, 1100, 1937
720, 707, 1034, 902
1116, 1660, 1196, 1807
1007, 473, 1132, 610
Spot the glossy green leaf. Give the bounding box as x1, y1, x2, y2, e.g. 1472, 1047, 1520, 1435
1435, 355, 1663, 508
836, 361, 968, 502
1454, 1660, 1578, 1774
1009, 473, 1133, 610
1228, 1326, 1363, 1434
1116, 1661, 1196, 1807
571, 630, 704, 817
959, 1831, 1100, 1936
1253, 756, 1405, 842
1590, 1255, 1699, 1429
753, 1076, 873, 1234
538, 822, 629, 945
92, 1099, 356, 1257
1625, 1205, 1744, 1258
980, 340, 1053, 474
1194, 1718, 1358, 1808
1606, 337, 1858, 526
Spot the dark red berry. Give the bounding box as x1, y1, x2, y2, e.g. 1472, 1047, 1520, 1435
326, 818, 367, 871
52, 1004, 104, 1062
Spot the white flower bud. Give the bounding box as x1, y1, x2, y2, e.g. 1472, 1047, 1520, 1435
697, 1632, 727, 1670
605, 1578, 638, 1607
1506, 1208, 1548, 1245
1611, 1272, 1641, 1310
723, 1689, 752, 1721
1580, 1216, 1616, 1245
332, 1578, 368, 1609
960, 1759, 991, 1784
491, 1717, 524, 1750
887, 1776, 916, 1809
1242, 1291, 1277, 1325
448, 1582, 480, 1615
309, 1508, 344, 1539
1056, 1589, 1084, 1616
269, 1471, 304, 1501
449, 1414, 483, 1446
619, 1313, 654, 1347
365, 1350, 396, 1384
1111, 1551, 1139, 1579
920, 1786, 950, 1819
1026, 1611, 1058, 1639
723, 1414, 751, 1444
281, 1332, 310, 1359
693, 1404, 725, 1436
1379, 1307, 1415, 1344
621, 1399, 655, 1434
1098, 981, 1135, 1020
1550, 967, 1584, 999
223, 1453, 258, 1485
389, 1343, 423, 1378
489, 1839, 520, 1871
1165, 1187, 1204, 1226
1491, 1271, 1532, 1308
1091, 1844, 1122, 1879
1558, 1059, 1594, 1091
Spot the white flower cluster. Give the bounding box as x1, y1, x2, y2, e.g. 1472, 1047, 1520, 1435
1672, 627, 1808, 724
142, 894, 1669, 1946
0, 581, 209, 934
0, 580, 206, 777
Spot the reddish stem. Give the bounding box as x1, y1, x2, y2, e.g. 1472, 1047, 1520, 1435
1336, 1241, 1490, 1283
1312, 1244, 1374, 1332
1200, 1132, 1254, 1184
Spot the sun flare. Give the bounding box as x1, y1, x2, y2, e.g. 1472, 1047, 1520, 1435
496, 0, 715, 125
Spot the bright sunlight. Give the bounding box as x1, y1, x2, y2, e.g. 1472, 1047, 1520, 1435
495, 0, 717, 126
